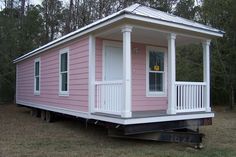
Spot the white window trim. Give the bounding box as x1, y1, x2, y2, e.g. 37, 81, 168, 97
102, 40, 123, 81
59, 48, 69, 96
146, 46, 167, 97
34, 57, 40, 95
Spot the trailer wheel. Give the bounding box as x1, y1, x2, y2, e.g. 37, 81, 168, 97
41, 110, 46, 121
35, 109, 41, 118
30, 108, 37, 117
30, 109, 35, 117
194, 143, 204, 149
45, 111, 54, 123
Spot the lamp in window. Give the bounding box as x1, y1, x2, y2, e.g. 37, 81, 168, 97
154, 65, 160, 71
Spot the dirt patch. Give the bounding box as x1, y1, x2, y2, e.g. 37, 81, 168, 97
0, 104, 235, 157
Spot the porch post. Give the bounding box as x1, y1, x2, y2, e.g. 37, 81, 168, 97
88, 35, 96, 113
202, 40, 211, 112
121, 25, 132, 118
167, 33, 177, 114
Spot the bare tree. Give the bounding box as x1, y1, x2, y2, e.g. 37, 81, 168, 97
20, 0, 25, 16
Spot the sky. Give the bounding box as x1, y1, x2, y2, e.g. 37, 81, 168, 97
31, 0, 69, 5
0, 0, 69, 10
31, 0, 43, 5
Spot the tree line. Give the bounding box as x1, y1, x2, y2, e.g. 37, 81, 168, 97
0, 0, 235, 108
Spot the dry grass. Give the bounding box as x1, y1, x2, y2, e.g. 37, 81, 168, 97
0, 104, 236, 157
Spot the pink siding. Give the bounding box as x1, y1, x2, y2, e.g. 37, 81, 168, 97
16, 37, 89, 112
131, 43, 167, 111
95, 39, 168, 111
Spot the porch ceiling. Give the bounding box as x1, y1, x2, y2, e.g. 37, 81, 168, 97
97, 27, 202, 47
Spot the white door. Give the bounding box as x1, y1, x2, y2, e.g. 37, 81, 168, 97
100, 45, 123, 114
104, 46, 123, 81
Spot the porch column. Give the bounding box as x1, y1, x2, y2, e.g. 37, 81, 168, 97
121, 25, 132, 118
167, 33, 177, 114
88, 35, 96, 113
202, 40, 211, 112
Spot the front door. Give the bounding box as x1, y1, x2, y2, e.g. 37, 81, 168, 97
99, 44, 123, 114
104, 45, 123, 81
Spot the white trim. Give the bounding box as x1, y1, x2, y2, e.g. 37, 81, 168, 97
176, 108, 206, 113
34, 57, 40, 95
146, 46, 167, 97
93, 109, 122, 116
133, 25, 212, 41
121, 25, 132, 118
175, 81, 206, 86
17, 100, 214, 125
121, 25, 133, 32
16, 64, 18, 102
167, 33, 177, 114
202, 39, 211, 112
90, 112, 214, 125
59, 48, 69, 96
17, 100, 89, 118
95, 80, 123, 85
102, 40, 123, 81
123, 112, 214, 125
88, 35, 96, 114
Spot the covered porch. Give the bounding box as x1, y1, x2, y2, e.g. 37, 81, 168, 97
88, 24, 212, 119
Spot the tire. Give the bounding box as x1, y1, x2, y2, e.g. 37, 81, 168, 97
41, 110, 46, 121
30, 108, 37, 117
46, 111, 54, 123
36, 109, 41, 118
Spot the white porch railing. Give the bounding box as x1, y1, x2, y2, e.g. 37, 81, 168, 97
175, 81, 206, 113
95, 80, 123, 115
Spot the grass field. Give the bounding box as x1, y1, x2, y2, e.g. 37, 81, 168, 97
0, 104, 235, 157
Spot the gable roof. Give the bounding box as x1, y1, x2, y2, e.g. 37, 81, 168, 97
14, 3, 224, 63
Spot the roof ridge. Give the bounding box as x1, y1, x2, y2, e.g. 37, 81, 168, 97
130, 3, 141, 13
124, 3, 141, 12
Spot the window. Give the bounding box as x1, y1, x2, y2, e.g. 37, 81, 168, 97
59, 48, 69, 96
146, 47, 167, 97
34, 58, 40, 95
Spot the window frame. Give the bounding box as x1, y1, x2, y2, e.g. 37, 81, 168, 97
34, 57, 40, 95
146, 46, 167, 97
59, 48, 69, 96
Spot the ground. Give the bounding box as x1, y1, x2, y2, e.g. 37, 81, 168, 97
0, 104, 235, 157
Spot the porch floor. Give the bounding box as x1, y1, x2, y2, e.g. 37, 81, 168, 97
132, 110, 166, 118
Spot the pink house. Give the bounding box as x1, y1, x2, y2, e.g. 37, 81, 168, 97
14, 4, 223, 139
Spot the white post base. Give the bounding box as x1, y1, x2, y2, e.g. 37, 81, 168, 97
121, 111, 132, 118
167, 108, 176, 115
206, 107, 211, 112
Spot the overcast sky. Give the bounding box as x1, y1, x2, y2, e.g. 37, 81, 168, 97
31, 0, 43, 5
0, 0, 70, 10
0, 0, 70, 11
31, 0, 69, 5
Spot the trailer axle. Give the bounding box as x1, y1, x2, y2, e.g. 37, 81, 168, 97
108, 128, 204, 148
